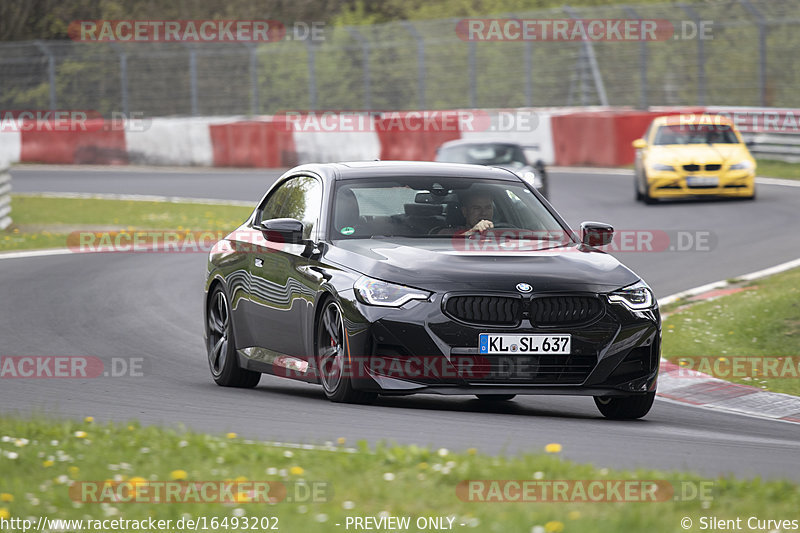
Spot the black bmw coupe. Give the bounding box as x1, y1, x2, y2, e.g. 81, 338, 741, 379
204, 161, 661, 419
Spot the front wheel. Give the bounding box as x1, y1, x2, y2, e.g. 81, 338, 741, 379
316, 299, 377, 404
206, 286, 260, 388
594, 392, 655, 420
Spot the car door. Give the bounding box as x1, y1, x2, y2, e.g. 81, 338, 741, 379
246, 175, 324, 358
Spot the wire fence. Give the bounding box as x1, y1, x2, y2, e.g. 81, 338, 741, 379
1, 0, 799, 117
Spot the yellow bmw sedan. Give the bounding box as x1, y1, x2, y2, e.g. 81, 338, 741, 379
632, 114, 756, 203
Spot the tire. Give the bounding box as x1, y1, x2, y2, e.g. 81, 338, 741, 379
634, 174, 643, 202
475, 394, 516, 401
594, 392, 655, 420
206, 286, 261, 388
316, 299, 377, 404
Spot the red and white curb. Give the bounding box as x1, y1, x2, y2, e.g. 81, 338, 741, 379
655, 256, 800, 423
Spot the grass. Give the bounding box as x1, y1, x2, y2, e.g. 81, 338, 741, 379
756, 159, 800, 181
0, 416, 798, 533
1, 196, 253, 252
661, 267, 800, 395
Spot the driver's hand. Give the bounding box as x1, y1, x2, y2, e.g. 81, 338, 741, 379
466, 220, 493, 235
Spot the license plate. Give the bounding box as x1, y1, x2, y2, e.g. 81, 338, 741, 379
479, 334, 571, 355
686, 176, 718, 187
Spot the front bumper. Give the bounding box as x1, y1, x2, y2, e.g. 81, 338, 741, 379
341, 291, 661, 397
647, 169, 755, 199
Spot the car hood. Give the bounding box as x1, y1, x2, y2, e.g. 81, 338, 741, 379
646, 144, 752, 166
326, 238, 640, 293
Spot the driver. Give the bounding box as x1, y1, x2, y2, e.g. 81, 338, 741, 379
437, 190, 495, 235
461, 191, 494, 235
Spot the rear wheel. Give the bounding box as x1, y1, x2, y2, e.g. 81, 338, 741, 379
206, 286, 260, 388
476, 394, 516, 401
316, 299, 377, 404
594, 392, 655, 420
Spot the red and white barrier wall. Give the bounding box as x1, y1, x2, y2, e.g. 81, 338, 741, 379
0, 106, 752, 168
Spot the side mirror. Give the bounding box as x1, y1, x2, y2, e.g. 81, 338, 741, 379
580, 221, 614, 247
260, 218, 305, 244
632, 139, 647, 149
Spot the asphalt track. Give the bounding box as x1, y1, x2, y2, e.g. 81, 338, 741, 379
3, 166, 800, 481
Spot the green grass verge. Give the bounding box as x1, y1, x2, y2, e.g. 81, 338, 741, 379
756, 159, 800, 181
661, 267, 800, 396
1, 196, 253, 252
1, 416, 798, 533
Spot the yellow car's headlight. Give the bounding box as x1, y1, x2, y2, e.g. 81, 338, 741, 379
729, 161, 754, 170
650, 163, 675, 171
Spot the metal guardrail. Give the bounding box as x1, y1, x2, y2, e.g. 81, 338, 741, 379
0, 162, 11, 230
706, 107, 800, 163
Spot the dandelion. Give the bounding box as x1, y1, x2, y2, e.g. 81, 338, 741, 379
466, 448, 477, 455
568, 511, 581, 520
68, 466, 80, 477
84, 417, 94, 423
128, 477, 147, 487
170, 470, 188, 481
545, 521, 564, 533
42, 460, 54, 468
234, 492, 250, 503
74, 431, 87, 439
226, 432, 237, 439
0, 509, 9, 520
544, 443, 562, 453
0, 494, 13, 502
289, 466, 304, 476
336, 437, 346, 445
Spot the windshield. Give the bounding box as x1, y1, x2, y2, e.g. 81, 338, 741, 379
652, 124, 740, 145
330, 177, 571, 242
436, 144, 528, 168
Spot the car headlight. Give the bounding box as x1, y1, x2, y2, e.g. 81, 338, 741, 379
729, 161, 754, 170
608, 280, 654, 310
354, 276, 431, 307
521, 171, 542, 188
650, 163, 675, 171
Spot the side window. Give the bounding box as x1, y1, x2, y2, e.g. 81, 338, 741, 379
259, 176, 322, 240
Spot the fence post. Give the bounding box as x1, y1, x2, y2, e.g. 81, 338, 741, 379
34, 41, 57, 109
624, 6, 648, 110
679, 4, 706, 106
248, 44, 259, 115
739, 0, 767, 107
401, 22, 426, 109
306, 40, 318, 111
110, 43, 129, 117
0, 161, 11, 230
468, 40, 477, 108
563, 6, 609, 107
347, 28, 372, 110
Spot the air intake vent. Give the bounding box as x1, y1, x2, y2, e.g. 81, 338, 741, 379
529, 296, 603, 326
444, 295, 521, 325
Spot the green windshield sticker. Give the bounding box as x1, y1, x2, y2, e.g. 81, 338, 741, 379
341, 227, 355, 235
